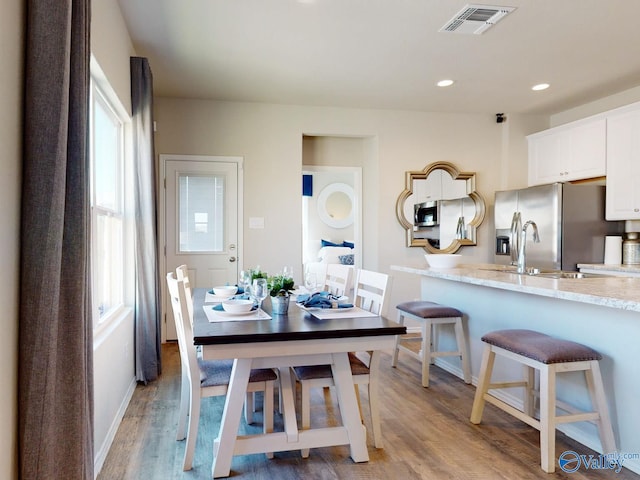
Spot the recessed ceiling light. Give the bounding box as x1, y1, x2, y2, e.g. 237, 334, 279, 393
532, 83, 550, 91
437, 79, 455, 87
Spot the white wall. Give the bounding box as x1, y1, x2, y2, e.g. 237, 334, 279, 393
0, 0, 23, 477
154, 100, 546, 315
551, 85, 640, 127
91, 0, 138, 474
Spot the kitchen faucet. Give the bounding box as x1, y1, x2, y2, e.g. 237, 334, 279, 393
517, 220, 540, 274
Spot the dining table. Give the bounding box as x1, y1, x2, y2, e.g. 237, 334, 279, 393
192, 287, 406, 478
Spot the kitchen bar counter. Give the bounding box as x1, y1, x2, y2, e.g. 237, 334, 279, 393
390, 262, 640, 474
391, 263, 640, 312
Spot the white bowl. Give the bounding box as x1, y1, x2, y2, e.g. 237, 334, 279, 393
212, 285, 238, 297
424, 254, 462, 269
221, 299, 254, 313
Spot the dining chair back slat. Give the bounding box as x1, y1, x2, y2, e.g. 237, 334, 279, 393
176, 264, 194, 323
353, 269, 391, 316
323, 264, 353, 297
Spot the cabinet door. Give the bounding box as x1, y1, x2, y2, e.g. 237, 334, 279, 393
566, 119, 606, 182
528, 130, 568, 186
423, 170, 443, 201
528, 118, 606, 186
440, 170, 468, 200
606, 110, 640, 220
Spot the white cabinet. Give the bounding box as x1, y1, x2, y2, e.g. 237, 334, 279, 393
527, 118, 606, 186
423, 170, 443, 200
440, 171, 468, 200
606, 108, 640, 220
413, 169, 469, 202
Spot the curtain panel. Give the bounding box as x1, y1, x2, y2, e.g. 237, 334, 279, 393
130, 57, 162, 383
19, 1, 93, 479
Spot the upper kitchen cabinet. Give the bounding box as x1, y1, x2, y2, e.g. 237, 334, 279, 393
412, 169, 468, 202
527, 118, 606, 186
606, 107, 640, 220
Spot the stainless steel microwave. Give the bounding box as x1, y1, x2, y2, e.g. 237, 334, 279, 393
414, 201, 440, 227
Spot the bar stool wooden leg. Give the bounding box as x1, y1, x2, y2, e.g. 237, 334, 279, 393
586, 360, 616, 454
453, 318, 471, 384
391, 313, 405, 368
539, 364, 557, 473
421, 320, 432, 387
523, 365, 536, 417
470, 344, 495, 424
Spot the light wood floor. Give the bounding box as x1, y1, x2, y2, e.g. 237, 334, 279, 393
98, 342, 638, 479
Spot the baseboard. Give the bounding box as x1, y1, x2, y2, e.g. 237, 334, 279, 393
93, 376, 137, 478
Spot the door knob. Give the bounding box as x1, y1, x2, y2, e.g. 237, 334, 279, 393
229, 256, 236, 262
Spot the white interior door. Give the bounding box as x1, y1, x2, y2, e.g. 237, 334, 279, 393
162, 155, 242, 340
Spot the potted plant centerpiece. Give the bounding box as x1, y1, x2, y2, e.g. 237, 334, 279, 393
268, 272, 295, 315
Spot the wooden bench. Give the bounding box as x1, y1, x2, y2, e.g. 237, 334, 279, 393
470, 329, 616, 473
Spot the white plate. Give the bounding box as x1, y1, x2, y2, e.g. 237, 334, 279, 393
212, 307, 259, 317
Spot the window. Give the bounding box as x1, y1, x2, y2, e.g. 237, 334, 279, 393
90, 81, 126, 322
178, 174, 225, 252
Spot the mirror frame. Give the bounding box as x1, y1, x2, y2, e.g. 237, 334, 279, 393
395, 161, 486, 254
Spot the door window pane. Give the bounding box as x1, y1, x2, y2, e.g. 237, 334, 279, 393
178, 174, 224, 252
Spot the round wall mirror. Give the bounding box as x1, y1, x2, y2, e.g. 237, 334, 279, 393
317, 182, 354, 229
395, 161, 486, 253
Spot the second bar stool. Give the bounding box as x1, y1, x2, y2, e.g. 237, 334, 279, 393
391, 301, 471, 387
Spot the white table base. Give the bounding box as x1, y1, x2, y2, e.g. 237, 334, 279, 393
203, 336, 395, 478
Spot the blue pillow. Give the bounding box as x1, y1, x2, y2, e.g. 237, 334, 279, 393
321, 239, 342, 247
342, 241, 355, 249
338, 254, 354, 265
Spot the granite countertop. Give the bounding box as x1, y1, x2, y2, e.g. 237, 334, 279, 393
390, 263, 640, 312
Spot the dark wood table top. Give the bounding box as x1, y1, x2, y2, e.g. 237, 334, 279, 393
192, 288, 406, 345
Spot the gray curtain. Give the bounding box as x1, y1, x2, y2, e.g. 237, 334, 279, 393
19, 1, 93, 479
131, 57, 162, 383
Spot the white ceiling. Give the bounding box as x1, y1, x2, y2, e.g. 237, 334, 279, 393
117, 0, 640, 115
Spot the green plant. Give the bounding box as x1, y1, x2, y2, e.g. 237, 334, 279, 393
249, 267, 268, 281
268, 274, 294, 296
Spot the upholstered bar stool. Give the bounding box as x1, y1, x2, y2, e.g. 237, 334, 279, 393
470, 329, 616, 473
391, 301, 471, 387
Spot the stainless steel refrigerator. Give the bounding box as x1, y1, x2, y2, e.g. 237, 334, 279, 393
494, 183, 622, 271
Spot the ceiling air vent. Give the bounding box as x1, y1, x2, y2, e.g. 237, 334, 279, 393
440, 4, 515, 34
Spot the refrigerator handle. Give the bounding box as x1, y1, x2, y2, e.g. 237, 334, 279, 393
510, 212, 521, 265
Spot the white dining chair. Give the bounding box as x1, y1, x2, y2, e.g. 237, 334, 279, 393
166, 272, 278, 470
175, 264, 193, 321
292, 268, 391, 456
322, 263, 353, 297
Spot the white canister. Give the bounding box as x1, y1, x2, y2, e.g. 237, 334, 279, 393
603, 236, 622, 264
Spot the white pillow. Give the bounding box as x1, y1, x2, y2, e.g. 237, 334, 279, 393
318, 246, 353, 264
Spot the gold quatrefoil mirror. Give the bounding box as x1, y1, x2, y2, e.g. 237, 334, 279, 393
396, 161, 486, 254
